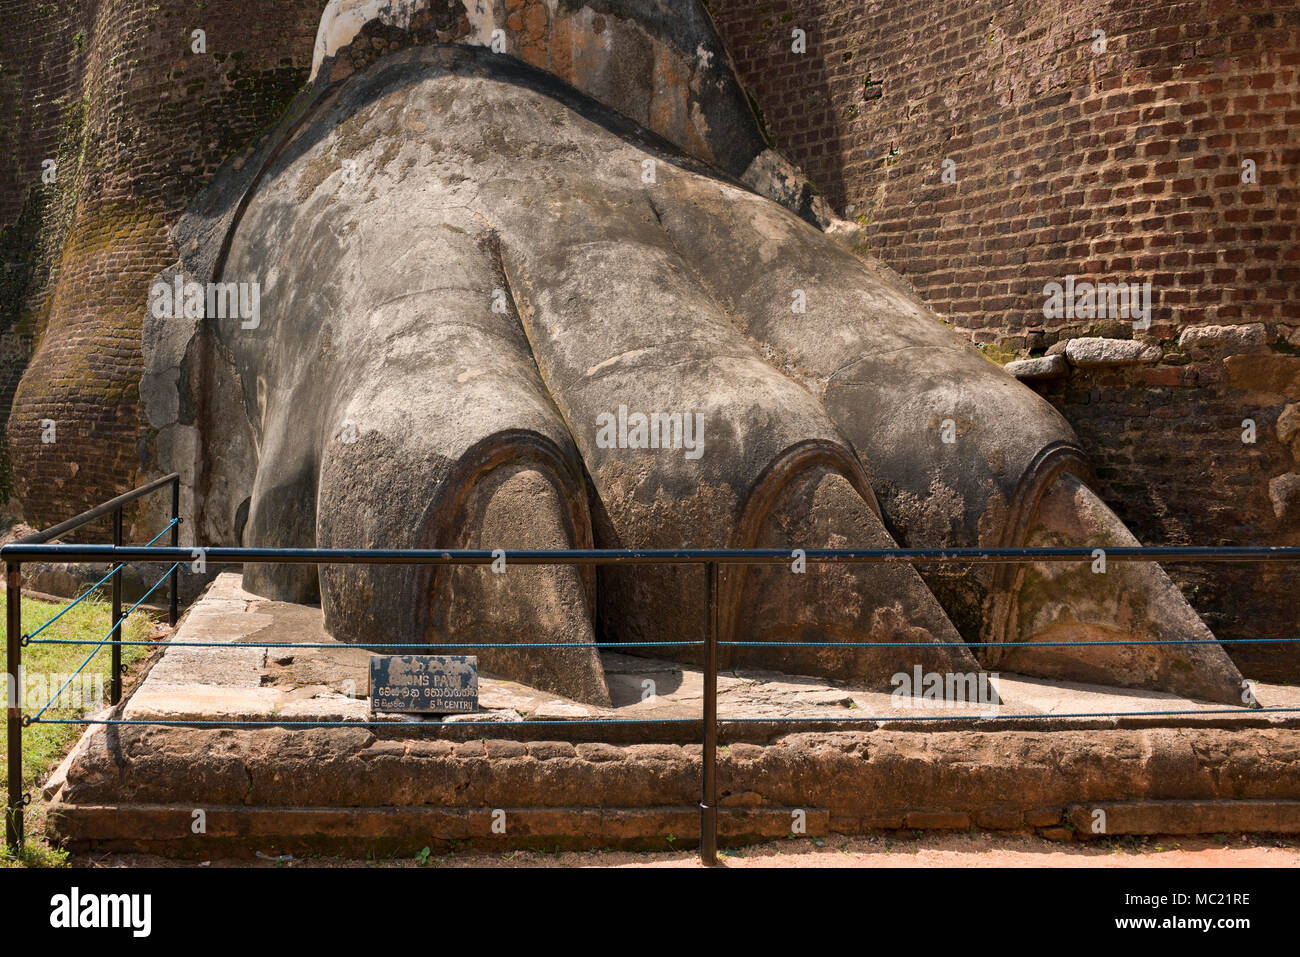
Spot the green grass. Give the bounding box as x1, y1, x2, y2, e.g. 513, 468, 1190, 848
2, 590, 152, 866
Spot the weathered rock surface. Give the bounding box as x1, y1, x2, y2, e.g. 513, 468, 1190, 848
1278, 404, 1300, 447
1177, 322, 1268, 352
166, 45, 982, 696
308, 0, 829, 225
1225, 353, 1300, 399
1270, 473, 1300, 520
1277, 403, 1300, 462
1005, 355, 1070, 382
1002, 472, 1244, 703
1064, 337, 1161, 367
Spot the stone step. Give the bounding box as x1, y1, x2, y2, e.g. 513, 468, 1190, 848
47, 804, 830, 858
1068, 800, 1300, 839
48, 798, 1300, 857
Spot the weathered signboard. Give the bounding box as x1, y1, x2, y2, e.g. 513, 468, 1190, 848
369, 655, 478, 714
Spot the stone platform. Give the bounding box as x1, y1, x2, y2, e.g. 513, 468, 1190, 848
43, 574, 1300, 857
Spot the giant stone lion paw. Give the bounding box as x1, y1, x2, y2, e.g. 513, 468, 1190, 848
142, 2, 1246, 707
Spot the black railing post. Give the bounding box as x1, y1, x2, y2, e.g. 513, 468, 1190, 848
6, 562, 23, 854
169, 476, 179, 627
700, 560, 719, 866
110, 507, 123, 705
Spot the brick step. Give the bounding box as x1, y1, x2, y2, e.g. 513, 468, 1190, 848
47, 799, 1300, 857
47, 804, 830, 857
1067, 800, 1300, 839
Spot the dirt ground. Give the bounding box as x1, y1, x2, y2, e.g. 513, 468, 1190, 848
68, 832, 1300, 869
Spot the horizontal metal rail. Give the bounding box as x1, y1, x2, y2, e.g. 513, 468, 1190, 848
4, 544, 1300, 565
22, 636, 1299, 649
12, 473, 179, 546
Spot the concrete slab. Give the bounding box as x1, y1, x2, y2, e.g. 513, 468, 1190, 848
119, 573, 1300, 732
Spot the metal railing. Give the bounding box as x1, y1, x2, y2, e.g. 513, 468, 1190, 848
4, 474, 180, 854
4, 475, 1299, 864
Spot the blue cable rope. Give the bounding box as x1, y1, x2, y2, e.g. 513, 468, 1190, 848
14, 521, 1300, 730
20, 518, 180, 641
118, 562, 181, 622
28, 707, 1300, 728
141, 519, 179, 547
27, 562, 181, 722
29, 642, 114, 724
23, 565, 119, 640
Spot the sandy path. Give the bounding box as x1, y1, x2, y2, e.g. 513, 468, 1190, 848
75, 833, 1300, 868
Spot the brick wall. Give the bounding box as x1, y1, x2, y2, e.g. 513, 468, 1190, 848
708, 0, 1300, 677
0, 0, 99, 507
710, 0, 1298, 337
0, 0, 324, 536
